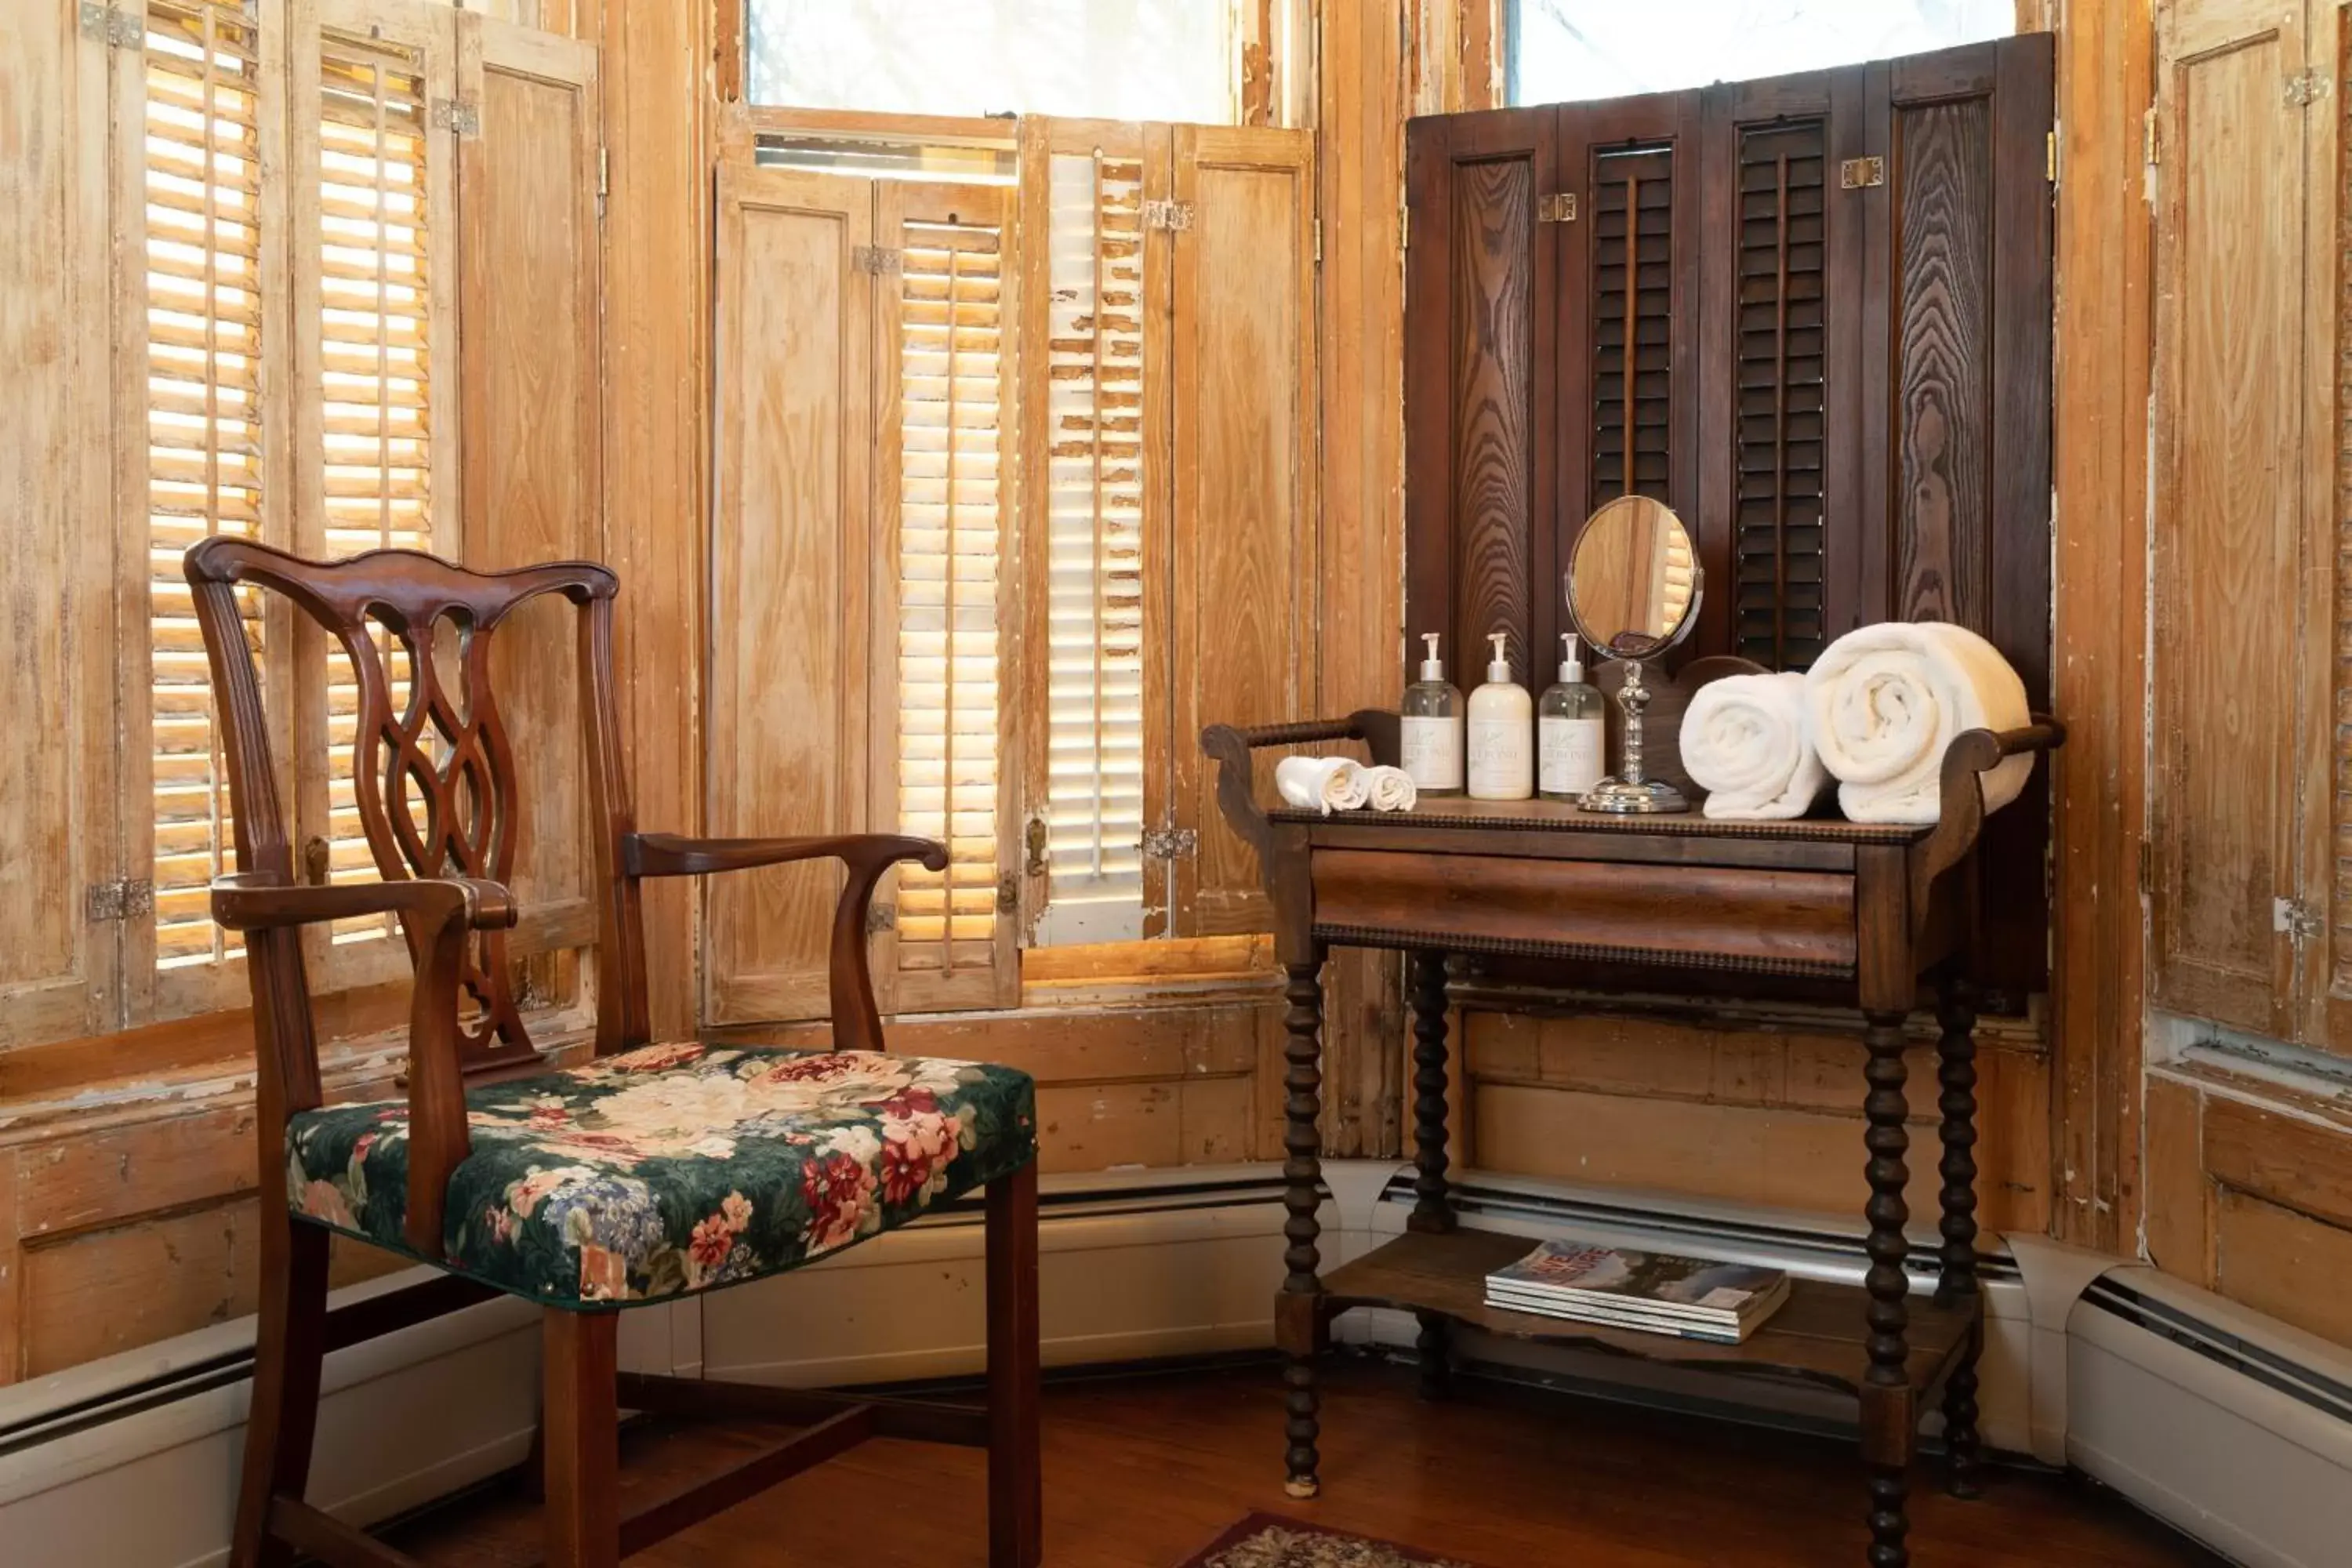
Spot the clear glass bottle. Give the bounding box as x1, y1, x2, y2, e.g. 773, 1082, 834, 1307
1399, 632, 1464, 796
1538, 633, 1606, 800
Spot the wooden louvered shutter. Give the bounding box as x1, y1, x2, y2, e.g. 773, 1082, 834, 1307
706, 164, 875, 1025
1018, 118, 1167, 946
125, 0, 288, 1025
455, 12, 602, 988
2, 0, 120, 1047
287, 0, 461, 990
873, 178, 1020, 1009
1167, 124, 1319, 937
1403, 107, 1559, 689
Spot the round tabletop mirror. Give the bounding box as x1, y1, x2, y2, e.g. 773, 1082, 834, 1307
1565, 494, 1701, 659
1563, 495, 1704, 815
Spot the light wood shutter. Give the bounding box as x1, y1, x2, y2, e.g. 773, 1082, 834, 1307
454, 11, 602, 982
125, 0, 289, 1024
1019, 118, 1168, 946
0, 0, 121, 1047
1167, 125, 1317, 937
872, 178, 1020, 1011
289, 0, 459, 987
2149, 0, 2314, 1036
706, 163, 874, 1025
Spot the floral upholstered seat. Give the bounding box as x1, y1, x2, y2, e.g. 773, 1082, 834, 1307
285, 1043, 1036, 1307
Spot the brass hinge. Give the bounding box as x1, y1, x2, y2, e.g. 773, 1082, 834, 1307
852, 245, 902, 276
996, 872, 1020, 916
78, 2, 142, 48
1400, 201, 1410, 249
2275, 897, 2324, 943
2045, 129, 2058, 183
430, 96, 481, 138
597, 147, 609, 217
1142, 198, 1194, 232
1024, 815, 1049, 877
2143, 106, 2159, 167
86, 878, 154, 923
1537, 191, 1577, 223
866, 901, 896, 935
1312, 216, 1323, 264
2285, 69, 2333, 107
1139, 825, 1198, 861
1838, 156, 1885, 190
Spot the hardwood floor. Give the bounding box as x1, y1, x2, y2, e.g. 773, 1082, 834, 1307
390, 1360, 2220, 1567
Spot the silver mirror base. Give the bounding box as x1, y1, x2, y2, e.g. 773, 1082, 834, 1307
1579, 777, 1691, 815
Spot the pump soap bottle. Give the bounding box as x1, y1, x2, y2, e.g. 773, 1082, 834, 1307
1467, 631, 1534, 800
1399, 632, 1464, 797
1538, 632, 1606, 800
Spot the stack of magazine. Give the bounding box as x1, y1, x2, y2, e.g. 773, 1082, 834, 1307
1484, 1241, 1790, 1345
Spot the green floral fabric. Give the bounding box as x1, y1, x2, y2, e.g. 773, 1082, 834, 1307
285, 1044, 1036, 1308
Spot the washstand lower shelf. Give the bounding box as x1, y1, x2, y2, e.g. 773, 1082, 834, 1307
1293, 1229, 1980, 1400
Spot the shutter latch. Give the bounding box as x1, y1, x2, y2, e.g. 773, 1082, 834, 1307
853, 245, 902, 276
1537, 192, 1577, 223
1024, 815, 1049, 877
996, 873, 1020, 916
866, 901, 896, 935
86, 879, 154, 923
1838, 157, 1886, 190
2274, 897, 2323, 943
1140, 825, 1198, 861
2285, 69, 2333, 107
430, 97, 482, 138
1143, 199, 1194, 232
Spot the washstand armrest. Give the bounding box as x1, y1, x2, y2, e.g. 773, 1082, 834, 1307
1908, 717, 2068, 934
1199, 710, 1400, 862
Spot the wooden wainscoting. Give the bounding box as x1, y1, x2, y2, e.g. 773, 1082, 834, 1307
2144, 1066, 2352, 1346
1460, 1007, 2051, 1238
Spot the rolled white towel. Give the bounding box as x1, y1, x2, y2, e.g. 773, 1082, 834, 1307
1361, 764, 1418, 813
1679, 671, 1828, 821
1803, 622, 2031, 825
1275, 754, 1369, 815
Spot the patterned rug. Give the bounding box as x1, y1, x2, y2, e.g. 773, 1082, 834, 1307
1178, 1512, 1483, 1568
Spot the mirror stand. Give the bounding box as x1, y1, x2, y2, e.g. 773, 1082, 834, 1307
1581, 656, 1690, 815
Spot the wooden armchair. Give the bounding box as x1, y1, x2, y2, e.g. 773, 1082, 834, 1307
185, 539, 1042, 1568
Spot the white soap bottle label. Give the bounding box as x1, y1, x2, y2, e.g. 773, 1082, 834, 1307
1467, 717, 1534, 799
1539, 716, 1605, 796
1399, 715, 1462, 792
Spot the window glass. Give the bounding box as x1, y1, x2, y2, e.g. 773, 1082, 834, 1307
1509, 0, 2013, 104
747, 0, 1232, 123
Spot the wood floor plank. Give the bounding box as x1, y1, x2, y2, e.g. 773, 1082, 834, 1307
390, 1363, 2220, 1568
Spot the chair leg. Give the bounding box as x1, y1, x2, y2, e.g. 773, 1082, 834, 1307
231, 1214, 331, 1568
542, 1309, 619, 1568
985, 1159, 1043, 1568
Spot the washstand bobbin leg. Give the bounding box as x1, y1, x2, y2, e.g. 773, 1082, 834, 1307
1281, 956, 1326, 1499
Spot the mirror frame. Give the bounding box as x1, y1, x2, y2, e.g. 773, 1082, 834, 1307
1563, 494, 1705, 661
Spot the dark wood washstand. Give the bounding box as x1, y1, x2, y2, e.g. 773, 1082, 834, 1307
1203, 703, 2063, 1568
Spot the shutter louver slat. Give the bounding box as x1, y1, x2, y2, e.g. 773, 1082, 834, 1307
1039, 151, 1147, 944
311, 27, 437, 947
143, 0, 267, 967
1732, 119, 1828, 670
894, 213, 1007, 973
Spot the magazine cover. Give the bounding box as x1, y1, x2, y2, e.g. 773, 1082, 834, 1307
1488, 1243, 1783, 1312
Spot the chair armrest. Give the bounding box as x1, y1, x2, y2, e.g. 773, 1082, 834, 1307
1909, 716, 2069, 936
210, 871, 517, 933
621, 833, 947, 1055
212, 873, 516, 1261
1199, 710, 1400, 866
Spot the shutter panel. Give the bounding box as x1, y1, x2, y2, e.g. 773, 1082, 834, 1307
1167, 124, 1317, 937
125, 0, 287, 1024
0, 0, 120, 1046
872, 177, 1019, 1010
288, 0, 461, 991
2307, 0, 2352, 1051
1403, 108, 1558, 689
455, 12, 601, 982
2149, 0, 2311, 1033
706, 163, 874, 1024
1019, 118, 1165, 946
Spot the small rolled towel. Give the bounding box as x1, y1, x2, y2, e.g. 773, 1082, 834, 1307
1275, 754, 1369, 815
1679, 671, 1828, 821
1803, 622, 2031, 825
1361, 764, 1418, 813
